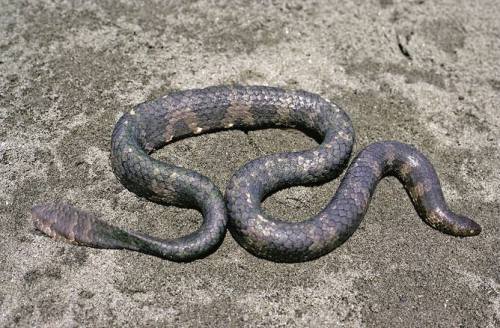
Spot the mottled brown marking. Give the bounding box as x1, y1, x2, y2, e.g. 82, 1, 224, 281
81, 215, 93, 244
67, 216, 78, 242
414, 182, 425, 197
33, 215, 57, 239
422, 179, 432, 192
426, 208, 446, 229
164, 128, 174, 143
385, 143, 397, 166
182, 110, 203, 133
150, 178, 163, 195
222, 103, 254, 126
338, 130, 353, 141
163, 108, 203, 141
307, 226, 325, 253
400, 162, 412, 178
34, 211, 83, 246
410, 182, 426, 202
275, 105, 291, 123
370, 160, 382, 177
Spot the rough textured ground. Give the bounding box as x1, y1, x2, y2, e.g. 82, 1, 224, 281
0, 0, 499, 327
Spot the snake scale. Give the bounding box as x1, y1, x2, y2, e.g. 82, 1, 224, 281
31, 85, 481, 262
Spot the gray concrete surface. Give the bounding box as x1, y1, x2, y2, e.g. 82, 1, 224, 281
1, 0, 499, 327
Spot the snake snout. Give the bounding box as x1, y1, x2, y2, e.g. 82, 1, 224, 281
427, 208, 481, 237
451, 214, 482, 237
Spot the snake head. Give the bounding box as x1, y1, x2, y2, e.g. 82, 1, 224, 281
425, 207, 481, 237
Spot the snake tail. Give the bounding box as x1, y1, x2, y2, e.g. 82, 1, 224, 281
31, 203, 222, 261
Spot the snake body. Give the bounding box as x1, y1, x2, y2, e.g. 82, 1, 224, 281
31, 86, 481, 262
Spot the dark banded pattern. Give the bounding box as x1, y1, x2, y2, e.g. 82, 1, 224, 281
31, 86, 481, 262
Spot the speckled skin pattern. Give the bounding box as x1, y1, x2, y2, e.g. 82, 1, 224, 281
31, 85, 481, 262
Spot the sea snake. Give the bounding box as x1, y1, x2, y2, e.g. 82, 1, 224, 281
31, 86, 481, 262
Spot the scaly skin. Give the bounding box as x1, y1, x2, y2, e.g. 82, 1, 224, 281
31, 85, 481, 262
226, 141, 481, 262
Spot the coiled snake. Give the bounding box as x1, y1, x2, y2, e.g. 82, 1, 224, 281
31, 86, 481, 262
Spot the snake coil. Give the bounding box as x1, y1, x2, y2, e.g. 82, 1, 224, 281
32, 86, 481, 262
